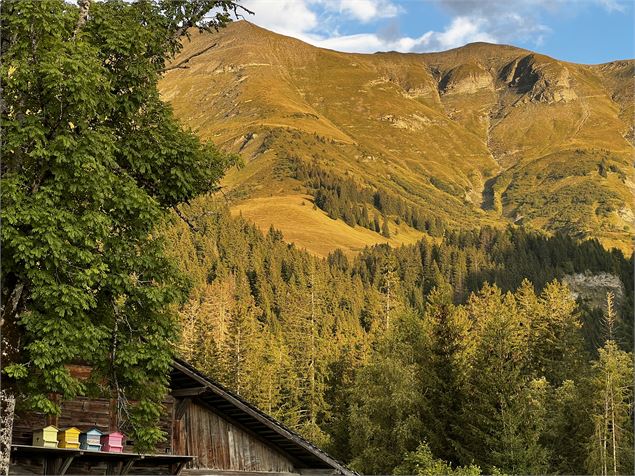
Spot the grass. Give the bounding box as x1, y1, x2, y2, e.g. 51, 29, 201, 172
231, 194, 425, 257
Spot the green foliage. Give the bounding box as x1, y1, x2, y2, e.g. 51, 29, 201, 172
0, 0, 237, 451
293, 158, 447, 237
348, 312, 430, 473
395, 442, 482, 476
166, 199, 633, 469
347, 277, 632, 475
586, 340, 634, 475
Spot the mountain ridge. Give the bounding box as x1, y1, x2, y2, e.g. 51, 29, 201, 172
160, 20, 634, 255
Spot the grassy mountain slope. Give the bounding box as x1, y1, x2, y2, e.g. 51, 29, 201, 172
160, 21, 634, 254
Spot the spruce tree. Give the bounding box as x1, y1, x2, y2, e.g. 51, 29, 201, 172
586, 294, 634, 475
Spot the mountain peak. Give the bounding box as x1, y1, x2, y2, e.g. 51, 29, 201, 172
161, 22, 634, 254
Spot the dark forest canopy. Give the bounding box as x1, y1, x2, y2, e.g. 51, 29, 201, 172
0, 0, 247, 449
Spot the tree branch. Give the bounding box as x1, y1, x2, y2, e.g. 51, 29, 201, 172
0, 282, 24, 328
160, 42, 217, 72
173, 206, 199, 232
74, 0, 92, 37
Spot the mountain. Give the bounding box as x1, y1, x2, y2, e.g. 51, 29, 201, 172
159, 21, 634, 256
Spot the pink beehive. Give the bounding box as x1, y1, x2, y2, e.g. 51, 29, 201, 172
100, 432, 124, 453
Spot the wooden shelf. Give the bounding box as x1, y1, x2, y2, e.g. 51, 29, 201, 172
11, 444, 193, 475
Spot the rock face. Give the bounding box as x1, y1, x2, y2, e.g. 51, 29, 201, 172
439, 63, 494, 95
562, 272, 625, 310
501, 54, 577, 103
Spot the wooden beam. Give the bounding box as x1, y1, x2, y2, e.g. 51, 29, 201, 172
172, 460, 188, 476
171, 387, 208, 397
119, 457, 138, 475
58, 456, 75, 476
174, 397, 191, 420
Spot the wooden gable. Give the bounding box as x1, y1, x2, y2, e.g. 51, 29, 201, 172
169, 359, 354, 475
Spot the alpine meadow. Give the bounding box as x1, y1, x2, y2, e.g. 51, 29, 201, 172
0, 1, 633, 476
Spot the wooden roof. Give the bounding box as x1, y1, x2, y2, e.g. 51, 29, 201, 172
170, 359, 355, 475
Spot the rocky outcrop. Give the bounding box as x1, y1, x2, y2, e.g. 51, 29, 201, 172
501, 54, 577, 103
379, 113, 433, 130
562, 272, 624, 310
439, 63, 494, 95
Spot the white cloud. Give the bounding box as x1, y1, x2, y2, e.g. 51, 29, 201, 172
315, 0, 401, 23
433, 16, 496, 50
239, 0, 627, 54
240, 0, 318, 37
242, 0, 399, 35
299, 16, 496, 53
433, 0, 552, 46
596, 0, 627, 12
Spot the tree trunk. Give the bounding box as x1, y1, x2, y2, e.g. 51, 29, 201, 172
0, 391, 16, 476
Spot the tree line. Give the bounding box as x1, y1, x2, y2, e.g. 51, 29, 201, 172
293, 159, 446, 237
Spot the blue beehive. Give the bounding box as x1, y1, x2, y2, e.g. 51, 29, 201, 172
79, 428, 103, 451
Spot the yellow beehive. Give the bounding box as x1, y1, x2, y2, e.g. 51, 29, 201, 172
32, 426, 59, 448
57, 427, 81, 449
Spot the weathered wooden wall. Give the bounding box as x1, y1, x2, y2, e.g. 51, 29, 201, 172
173, 400, 295, 472
12, 396, 174, 453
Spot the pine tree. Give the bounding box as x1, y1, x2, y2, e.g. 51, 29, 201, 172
382, 214, 391, 238
379, 256, 399, 330
586, 294, 634, 476
225, 276, 262, 397
373, 214, 381, 233
457, 284, 545, 473
423, 281, 473, 462
349, 312, 430, 474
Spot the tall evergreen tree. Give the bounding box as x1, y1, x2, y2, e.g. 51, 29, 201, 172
586, 294, 634, 476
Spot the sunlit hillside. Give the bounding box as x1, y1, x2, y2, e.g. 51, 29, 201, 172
160, 21, 634, 253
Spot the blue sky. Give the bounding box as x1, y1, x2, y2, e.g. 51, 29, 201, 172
238, 0, 634, 63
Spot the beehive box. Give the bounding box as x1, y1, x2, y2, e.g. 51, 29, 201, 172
57, 427, 81, 449
32, 426, 58, 448
79, 428, 103, 451
100, 432, 124, 453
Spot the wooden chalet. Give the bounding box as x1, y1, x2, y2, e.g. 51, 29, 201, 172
9, 358, 354, 476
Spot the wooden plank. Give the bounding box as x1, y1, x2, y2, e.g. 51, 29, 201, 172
175, 398, 190, 420
173, 460, 188, 476
192, 398, 301, 469
184, 400, 296, 472
172, 387, 208, 397
119, 457, 137, 475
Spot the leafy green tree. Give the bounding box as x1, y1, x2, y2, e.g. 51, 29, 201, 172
457, 285, 551, 473
586, 341, 634, 476
382, 214, 391, 238
349, 312, 430, 473
546, 379, 591, 474
394, 442, 482, 476
423, 282, 474, 462
527, 280, 587, 384
1, 0, 243, 450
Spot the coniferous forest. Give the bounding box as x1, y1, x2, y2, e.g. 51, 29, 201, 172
1, 1, 633, 475
166, 197, 634, 474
